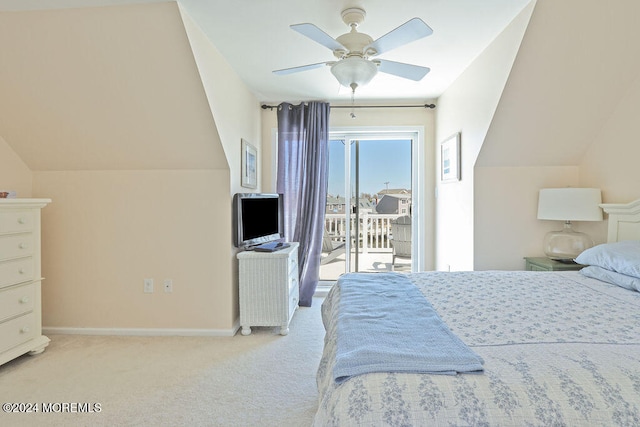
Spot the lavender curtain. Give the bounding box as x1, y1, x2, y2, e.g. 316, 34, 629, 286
277, 102, 330, 306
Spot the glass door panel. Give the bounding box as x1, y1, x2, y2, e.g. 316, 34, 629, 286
320, 136, 413, 281
321, 139, 348, 281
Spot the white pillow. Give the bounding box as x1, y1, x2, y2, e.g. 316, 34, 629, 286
580, 266, 640, 292
575, 240, 640, 279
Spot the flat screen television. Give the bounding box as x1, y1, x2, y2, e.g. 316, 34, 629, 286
233, 193, 284, 248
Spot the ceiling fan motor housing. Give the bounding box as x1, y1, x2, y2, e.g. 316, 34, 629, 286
335, 7, 375, 58
335, 31, 374, 58
341, 7, 366, 27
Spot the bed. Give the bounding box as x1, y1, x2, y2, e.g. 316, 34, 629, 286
314, 199, 640, 426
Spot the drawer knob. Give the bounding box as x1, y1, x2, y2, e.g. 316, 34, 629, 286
20, 296, 30, 304
18, 217, 27, 224
20, 326, 30, 334
19, 268, 26, 274
19, 243, 28, 249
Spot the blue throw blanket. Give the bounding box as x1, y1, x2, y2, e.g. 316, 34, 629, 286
333, 273, 484, 384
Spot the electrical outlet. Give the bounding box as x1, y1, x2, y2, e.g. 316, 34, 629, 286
144, 278, 154, 293
163, 279, 173, 293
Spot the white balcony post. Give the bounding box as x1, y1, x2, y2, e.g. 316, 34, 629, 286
362, 211, 369, 254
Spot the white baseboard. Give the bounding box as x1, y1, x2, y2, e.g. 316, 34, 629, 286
43, 321, 241, 337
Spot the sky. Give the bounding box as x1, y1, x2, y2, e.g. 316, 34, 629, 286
327, 139, 412, 198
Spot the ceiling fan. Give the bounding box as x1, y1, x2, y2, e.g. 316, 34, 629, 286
273, 7, 433, 93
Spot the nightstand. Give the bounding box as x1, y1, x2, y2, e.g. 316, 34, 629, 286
524, 257, 586, 272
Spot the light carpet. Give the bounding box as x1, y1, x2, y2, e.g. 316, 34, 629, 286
0, 297, 325, 427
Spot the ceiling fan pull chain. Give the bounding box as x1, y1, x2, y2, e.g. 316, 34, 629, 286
350, 83, 357, 119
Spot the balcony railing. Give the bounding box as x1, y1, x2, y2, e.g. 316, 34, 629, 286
324, 212, 402, 254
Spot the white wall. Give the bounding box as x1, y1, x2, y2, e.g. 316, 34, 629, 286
474, 166, 578, 270
180, 6, 262, 195
580, 71, 640, 204
434, 2, 535, 271
180, 6, 266, 325
35, 170, 231, 331
0, 136, 32, 197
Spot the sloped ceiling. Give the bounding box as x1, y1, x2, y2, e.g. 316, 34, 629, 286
177, 0, 532, 103
0, 2, 228, 171
477, 0, 640, 167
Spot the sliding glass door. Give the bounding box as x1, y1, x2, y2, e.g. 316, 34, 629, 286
320, 130, 421, 281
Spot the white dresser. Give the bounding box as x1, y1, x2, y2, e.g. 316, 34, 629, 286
237, 242, 299, 336
0, 198, 51, 366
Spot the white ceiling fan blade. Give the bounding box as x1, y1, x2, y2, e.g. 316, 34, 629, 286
366, 18, 433, 56
273, 62, 329, 75
376, 59, 430, 81
290, 23, 346, 51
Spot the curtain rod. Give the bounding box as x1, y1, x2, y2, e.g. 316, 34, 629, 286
261, 103, 435, 110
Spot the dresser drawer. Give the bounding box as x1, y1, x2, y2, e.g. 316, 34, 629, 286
288, 281, 299, 322
0, 211, 34, 234
0, 258, 34, 288
0, 233, 35, 261
0, 283, 35, 322
0, 312, 36, 353
288, 252, 297, 275
288, 273, 298, 295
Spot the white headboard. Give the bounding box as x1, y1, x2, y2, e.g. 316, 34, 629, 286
600, 199, 640, 242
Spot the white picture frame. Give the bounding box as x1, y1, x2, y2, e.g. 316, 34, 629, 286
441, 133, 461, 182
241, 139, 257, 189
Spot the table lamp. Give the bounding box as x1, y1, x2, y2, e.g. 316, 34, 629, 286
537, 188, 603, 261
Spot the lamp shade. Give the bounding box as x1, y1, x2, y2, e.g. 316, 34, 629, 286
537, 188, 603, 221
330, 57, 378, 89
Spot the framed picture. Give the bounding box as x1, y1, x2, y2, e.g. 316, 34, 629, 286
441, 133, 461, 182
241, 139, 257, 188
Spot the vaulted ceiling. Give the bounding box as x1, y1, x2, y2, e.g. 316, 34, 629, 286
477, 0, 640, 167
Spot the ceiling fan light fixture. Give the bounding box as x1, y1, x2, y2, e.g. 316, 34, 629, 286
330, 57, 378, 89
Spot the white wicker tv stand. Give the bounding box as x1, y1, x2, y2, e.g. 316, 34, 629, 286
237, 242, 299, 336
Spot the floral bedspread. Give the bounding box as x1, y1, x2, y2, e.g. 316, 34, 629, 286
314, 271, 640, 426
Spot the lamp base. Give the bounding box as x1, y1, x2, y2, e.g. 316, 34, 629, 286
543, 222, 594, 261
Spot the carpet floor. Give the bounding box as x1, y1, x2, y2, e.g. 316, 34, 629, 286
0, 297, 325, 427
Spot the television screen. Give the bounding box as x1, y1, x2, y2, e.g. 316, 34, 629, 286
233, 193, 284, 248
241, 197, 279, 240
